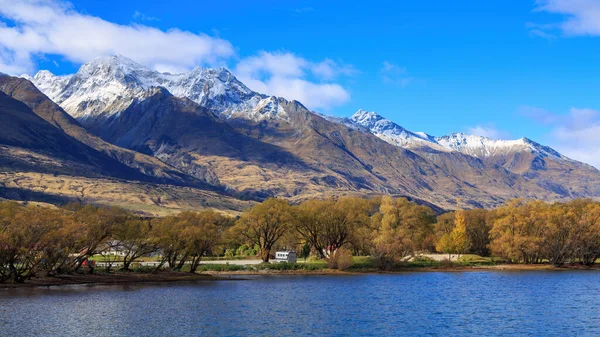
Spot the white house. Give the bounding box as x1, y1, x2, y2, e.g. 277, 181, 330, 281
274, 251, 297, 263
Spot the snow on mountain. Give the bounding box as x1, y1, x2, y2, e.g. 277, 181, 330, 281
346, 109, 583, 167
316, 113, 365, 131
349, 109, 447, 150
434, 133, 573, 161
25, 55, 285, 123
24, 55, 584, 169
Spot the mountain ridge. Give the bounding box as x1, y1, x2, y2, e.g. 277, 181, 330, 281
21, 55, 600, 209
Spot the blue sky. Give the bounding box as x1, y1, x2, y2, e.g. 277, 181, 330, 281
1, 0, 600, 166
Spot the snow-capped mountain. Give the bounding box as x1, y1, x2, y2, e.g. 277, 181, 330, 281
26, 55, 588, 173
25, 55, 289, 124
346, 109, 582, 165
19, 54, 600, 209
349, 109, 447, 150
435, 133, 570, 161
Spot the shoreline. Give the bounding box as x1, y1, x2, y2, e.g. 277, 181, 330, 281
0, 272, 235, 289
2, 264, 598, 288
202, 263, 600, 276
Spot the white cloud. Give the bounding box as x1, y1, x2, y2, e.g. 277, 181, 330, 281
524, 106, 600, 168
380, 61, 413, 87
519, 105, 561, 124
467, 125, 510, 140
133, 11, 159, 22
529, 28, 557, 39
533, 0, 600, 36
0, 0, 234, 74
235, 51, 352, 110
381, 61, 406, 74
312, 58, 356, 80
293, 7, 315, 14
0, 0, 354, 111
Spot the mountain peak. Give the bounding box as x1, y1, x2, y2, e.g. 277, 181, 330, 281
349, 109, 443, 149
145, 86, 173, 98
89, 54, 143, 67
33, 69, 57, 80
351, 109, 382, 124
28, 55, 266, 123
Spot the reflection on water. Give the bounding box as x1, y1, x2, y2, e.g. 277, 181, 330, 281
1, 272, 600, 336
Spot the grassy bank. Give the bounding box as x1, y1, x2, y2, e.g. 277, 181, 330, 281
5, 255, 598, 288
197, 255, 600, 275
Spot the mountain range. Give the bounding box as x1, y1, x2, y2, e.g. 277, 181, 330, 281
0, 55, 597, 213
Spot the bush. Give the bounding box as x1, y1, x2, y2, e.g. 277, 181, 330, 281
372, 254, 396, 270
327, 248, 354, 270
411, 256, 436, 263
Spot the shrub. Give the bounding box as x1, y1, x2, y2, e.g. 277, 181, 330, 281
372, 254, 396, 270
411, 256, 436, 263
327, 248, 354, 270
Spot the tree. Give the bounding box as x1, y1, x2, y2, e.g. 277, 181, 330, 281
0, 203, 63, 282
464, 209, 491, 256
152, 215, 188, 271
434, 212, 456, 240
489, 200, 546, 263
231, 199, 293, 262
294, 197, 372, 259
112, 219, 158, 271
570, 200, 600, 266
451, 210, 471, 258
371, 196, 413, 269
38, 210, 82, 276
538, 203, 576, 267
436, 210, 471, 260
179, 211, 229, 273
395, 198, 436, 253
69, 204, 130, 271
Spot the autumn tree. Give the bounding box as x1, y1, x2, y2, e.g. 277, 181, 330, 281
112, 219, 158, 271
231, 198, 294, 262
570, 200, 600, 266
464, 209, 492, 256
538, 203, 576, 267
370, 197, 436, 268
489, 200, 546, 263
294, 197, 373, 259
0, 203, 64, 282
179, 211, 229, 273
371, 196, 410, 269
395, 198, 437, 253
436, 210, 471, 260
434, 212, 456, 241
152, 215, 189, 271
452, 210, 471, 257
37, 210, 82, 276
69, 204, 130, 270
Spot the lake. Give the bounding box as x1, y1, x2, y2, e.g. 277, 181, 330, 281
1, 271, 599, 336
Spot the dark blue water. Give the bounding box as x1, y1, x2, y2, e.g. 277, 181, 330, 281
1, 272, 599, 336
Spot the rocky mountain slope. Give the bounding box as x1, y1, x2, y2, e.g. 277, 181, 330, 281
23, 55, 600, 209
0, 89, 144, 180
349, 109, 600, 198
0, 75, 251, 215
0, 75, 215, 188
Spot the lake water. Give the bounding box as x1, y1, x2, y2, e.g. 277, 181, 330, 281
1, 271, 599, 336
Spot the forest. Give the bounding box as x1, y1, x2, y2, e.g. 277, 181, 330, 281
1, 196, 600, 283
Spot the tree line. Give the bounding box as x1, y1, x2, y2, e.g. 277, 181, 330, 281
1, 196, 600, 283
